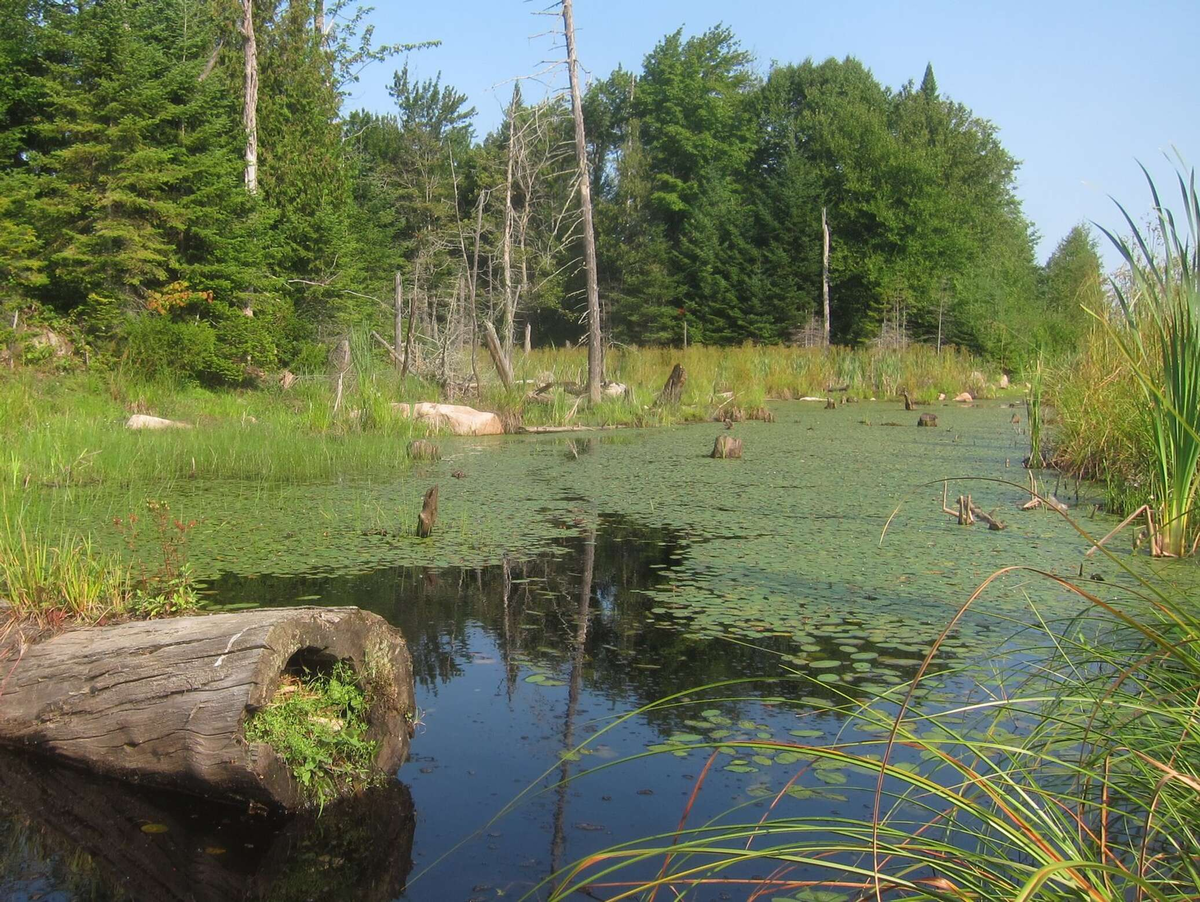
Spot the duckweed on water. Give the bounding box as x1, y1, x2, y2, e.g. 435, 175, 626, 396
244, 662, 378, 808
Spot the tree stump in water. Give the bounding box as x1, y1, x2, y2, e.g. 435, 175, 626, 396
658, 363, 686, 405
825, 398, 836, 409
711, 434, 743, 459
917, 413, 938, 427
407, 439, 440, 461
417, 485, 439, 538
0, 607, 415, 811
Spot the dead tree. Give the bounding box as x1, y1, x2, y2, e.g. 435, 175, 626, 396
241, 0, 258, 194
658, 363, 686, 405
561, 0, 603, 403
417, 485, 439, 538
821, 206, 830, 346
394, 271, 404, 372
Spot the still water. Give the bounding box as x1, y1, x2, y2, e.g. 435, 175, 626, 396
0, 401, 1137, 900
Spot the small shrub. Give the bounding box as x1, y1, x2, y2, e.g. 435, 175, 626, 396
244, 661, 378, 808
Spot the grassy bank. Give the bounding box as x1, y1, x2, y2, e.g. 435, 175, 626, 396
2, 343, 999, 489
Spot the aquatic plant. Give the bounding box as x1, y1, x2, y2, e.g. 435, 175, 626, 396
1025, 357, 1044, 468
244, 660, 378, 808
1093, 163, 1200, 557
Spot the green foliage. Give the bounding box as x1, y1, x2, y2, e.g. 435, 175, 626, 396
244, 661, 378, 807
1096, 164, 1200, 557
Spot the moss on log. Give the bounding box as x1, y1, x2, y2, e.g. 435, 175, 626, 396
0, 607, 415, 810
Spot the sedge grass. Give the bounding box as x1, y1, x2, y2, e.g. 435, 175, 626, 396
1092, 162, 1200, 557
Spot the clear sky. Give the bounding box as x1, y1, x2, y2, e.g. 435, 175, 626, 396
342, 0, 1199, 267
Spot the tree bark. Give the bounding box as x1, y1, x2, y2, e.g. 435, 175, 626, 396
394, 271, 404, 372
417, 485, 439, 538
524, 322, 532, 354
657, 363, 686, 406
241, 0, 259, 195
483, 321, 514, 389
561, 0, 603, 404
502, 87, 519, 359
821, 206, 830, 347
0, 608, 415, 810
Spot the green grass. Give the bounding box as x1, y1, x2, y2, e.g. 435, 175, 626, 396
244, 660, 379, 809
1092, 163, 1200, 557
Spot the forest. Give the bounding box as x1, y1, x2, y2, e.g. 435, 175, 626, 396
1, 0, 1105, 384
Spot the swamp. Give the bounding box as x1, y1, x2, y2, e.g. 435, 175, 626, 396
3, 398, 1185, 899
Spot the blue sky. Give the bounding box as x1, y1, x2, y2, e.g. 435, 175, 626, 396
342, 0, 1199, 267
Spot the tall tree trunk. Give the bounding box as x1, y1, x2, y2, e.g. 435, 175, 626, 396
561, 0, 602, 404
241, 0, 259, 194
394, 271, 404, 372
502, 87, 519, 361
821, 206, 830, 347
314, 0, 325, 40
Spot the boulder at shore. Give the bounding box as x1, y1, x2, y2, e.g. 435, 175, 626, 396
953, 392, 974, 402
392, 402, 504, 436
126, 414, 192, 430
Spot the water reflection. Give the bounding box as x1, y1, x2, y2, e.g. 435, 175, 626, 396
0, 750, 415, 902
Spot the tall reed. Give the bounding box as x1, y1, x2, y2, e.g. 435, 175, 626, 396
1094, 163, 1200, 557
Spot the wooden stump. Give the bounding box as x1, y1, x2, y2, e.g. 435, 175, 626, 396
417, 485, 439, 538
658, 363, 686, 405
407, 439, 440, 461
711, 434, 743, 459
917, 413, 938, 427
0, 607, 415, 811
825, 398, 836, 409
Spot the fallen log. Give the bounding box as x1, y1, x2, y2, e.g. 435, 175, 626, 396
0, 607, 415, 811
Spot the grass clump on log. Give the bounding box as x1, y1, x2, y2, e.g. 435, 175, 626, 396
244, 661, 379, 809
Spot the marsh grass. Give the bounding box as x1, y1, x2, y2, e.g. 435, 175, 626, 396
1092, 164, 1200, 557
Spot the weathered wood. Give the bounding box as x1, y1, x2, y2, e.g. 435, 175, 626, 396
562, 0, 603, 403
825, 397, 837, 409
0, 748, 415, 902
0, 607, 414, 810
483, 320, 514, 389
658, 363, 686, 405
394, 271, 404, 372
711, 434, 743, 459
417, 485, 439, 538
240, 0, 258, 194
407, 440, 440, 461
918, 413, 938, 427
902, 390, 915, 411
821, 205, 831, 347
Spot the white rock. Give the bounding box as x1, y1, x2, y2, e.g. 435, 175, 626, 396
602, 381, 629, 398
954, 392, 973, 402
394, 402, 503, 436
999, 374, 1010, 389
938, 393, 947, 401
126, 414, 192, 431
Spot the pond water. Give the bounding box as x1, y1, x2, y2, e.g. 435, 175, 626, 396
1, 401, 1153, 900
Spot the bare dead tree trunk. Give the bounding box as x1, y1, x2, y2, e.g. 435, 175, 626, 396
314, 0, 325, 40
524, 323, 532, 354
400, 262, 418, 380
821, 206, 830, 347
502, 87, 519, 361
241, 0, 259, 195
484, 322, 515, 389
394, 271, 404, 372
561, 0, 602, 404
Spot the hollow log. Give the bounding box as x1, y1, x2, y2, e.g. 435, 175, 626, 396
0, 748, 415, 902
711, 434, 743, 459
0, 607, 415, 811
417, 484, 439, 538
657, 363, 686, 405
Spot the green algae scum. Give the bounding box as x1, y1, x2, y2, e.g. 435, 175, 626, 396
1, 400, 1180, 899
